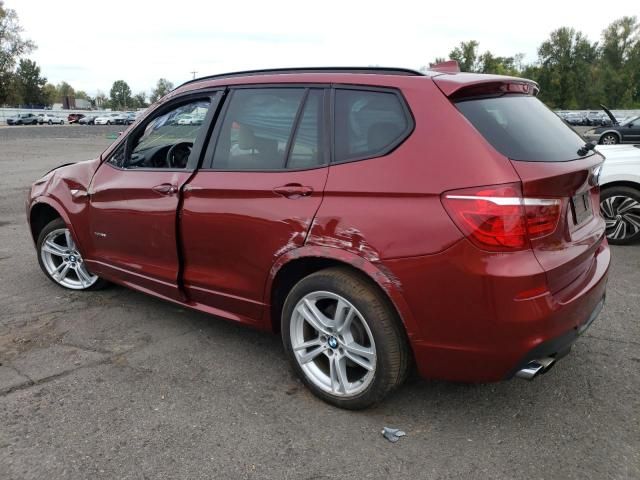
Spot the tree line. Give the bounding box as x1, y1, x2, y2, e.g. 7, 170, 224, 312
1, 0, 638, 110
430, 16, 639, 109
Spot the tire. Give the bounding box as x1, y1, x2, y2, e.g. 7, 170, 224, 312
60, 120, 64, 125
107, 121, 112, 125
48, 120, 52, 125
281, 267, 410, 409
37, 218, 109, 290
600, 186, 640, 245
600, 133, 619, 145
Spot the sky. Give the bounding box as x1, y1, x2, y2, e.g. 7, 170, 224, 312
8, 0, 634, 97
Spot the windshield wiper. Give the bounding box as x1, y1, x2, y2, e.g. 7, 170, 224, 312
577, 141, 597, 156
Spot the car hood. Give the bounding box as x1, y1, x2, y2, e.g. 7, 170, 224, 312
600, 104, 618, 125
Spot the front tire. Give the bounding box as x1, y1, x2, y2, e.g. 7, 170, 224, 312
37, 218, 108, 290
600, 186, 640, 244
600, 133, 619, 145
282, 267, 410, 409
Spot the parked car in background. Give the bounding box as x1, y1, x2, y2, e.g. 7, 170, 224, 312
68, 113, 86, 124
78, 115, 98, 125
177, 114, 204, 125
564, 112, 587, 126
125, 112, 137, 125
584, 114, 640, 145
586, 111, 609, 126
26, 67, 609, 409
38, 114, 64, 125
6, 113, 39, 125
596, 144, 640, 244
94, 113, 120, 125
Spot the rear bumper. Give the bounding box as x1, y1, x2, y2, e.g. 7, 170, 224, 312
383, 238, 610, 383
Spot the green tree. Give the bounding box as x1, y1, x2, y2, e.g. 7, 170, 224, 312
74, 90, 89, 100
42, 82, 56, 106
0, 0, 35, 104
449, 40, 480, 72
133, 91, 147, 108
56, 81, 75, 98
110, 79, 132, 109
533, 27, 598, 108
14, 58, 46, 105
598, 16, 639, 107
150, 78, 173, 103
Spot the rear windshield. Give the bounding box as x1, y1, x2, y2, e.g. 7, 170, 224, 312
456, 95, 589, 162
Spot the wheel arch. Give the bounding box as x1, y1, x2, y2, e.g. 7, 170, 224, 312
598, 130, 622, 143
600, 180, 640, 193
29, 199, 70, 243
265, 246, 418, 340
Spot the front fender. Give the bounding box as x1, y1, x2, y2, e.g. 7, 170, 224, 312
265, 245, 419, 339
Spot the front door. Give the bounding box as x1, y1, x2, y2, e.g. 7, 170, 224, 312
86, 94, 218, 300
622, 116, 640, 143
181, 87, 329, 324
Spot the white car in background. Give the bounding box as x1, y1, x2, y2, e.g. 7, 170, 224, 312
38, 114, 64, 125
94, 113, 120, 125
597, 144, 640, 244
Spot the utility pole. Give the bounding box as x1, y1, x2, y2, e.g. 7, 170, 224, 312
190, 71, 197, 80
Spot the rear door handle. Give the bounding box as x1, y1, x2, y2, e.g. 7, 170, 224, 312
273, 184, 313, 198
152, 183, 178, 195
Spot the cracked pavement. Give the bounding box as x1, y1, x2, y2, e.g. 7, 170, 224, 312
0, 126, 639, 479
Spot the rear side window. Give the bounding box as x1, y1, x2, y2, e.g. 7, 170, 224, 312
212, 88, 305, 170
334, 89, 411, 163
456, 95, 589, 162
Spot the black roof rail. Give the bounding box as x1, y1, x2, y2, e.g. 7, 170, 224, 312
176, 66, 425, 89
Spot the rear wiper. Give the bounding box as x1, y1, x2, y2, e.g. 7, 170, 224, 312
577, 141, 596, 156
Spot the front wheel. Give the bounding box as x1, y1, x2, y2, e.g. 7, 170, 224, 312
600, 186, 640, 244
600, 133, 619, 145
282, 267, 410, 409
37, 218, 108, 290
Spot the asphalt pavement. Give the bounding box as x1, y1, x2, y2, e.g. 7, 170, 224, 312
0, 125, 638, 479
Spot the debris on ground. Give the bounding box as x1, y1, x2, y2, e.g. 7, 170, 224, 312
381, 427, 406, 443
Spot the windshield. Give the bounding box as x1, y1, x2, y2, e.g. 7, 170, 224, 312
621, 115, 639, 126
456, 95, 591, 162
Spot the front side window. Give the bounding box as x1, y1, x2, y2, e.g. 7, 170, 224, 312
212, 88, 309, 170
334, 89, 410, 163
110, 99, 211, 169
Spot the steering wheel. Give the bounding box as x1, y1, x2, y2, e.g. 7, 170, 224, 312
165, 142, 193, 168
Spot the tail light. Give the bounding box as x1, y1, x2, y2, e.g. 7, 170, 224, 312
441, 183, 561, 252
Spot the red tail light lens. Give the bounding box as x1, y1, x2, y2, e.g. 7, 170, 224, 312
442, 183, 561, 252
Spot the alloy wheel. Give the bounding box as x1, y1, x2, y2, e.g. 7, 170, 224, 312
40, 228, 98, 289
290, 291, 377, 397
600, 195, 640, 241
601, 134, 618, 145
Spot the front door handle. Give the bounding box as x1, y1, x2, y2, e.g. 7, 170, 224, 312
273, 184, 313, 198
152, 183, 178, 195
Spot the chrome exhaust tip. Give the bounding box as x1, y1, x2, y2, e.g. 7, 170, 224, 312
515, 357, 556, 380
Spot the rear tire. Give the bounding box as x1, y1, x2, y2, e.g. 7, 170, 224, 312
600, 186, 640, 244
281, 267, 410, 409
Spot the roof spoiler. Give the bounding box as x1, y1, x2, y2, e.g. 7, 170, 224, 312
428, 60, 460, 73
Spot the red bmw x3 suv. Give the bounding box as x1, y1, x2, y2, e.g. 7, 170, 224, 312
27, 66, 609, 409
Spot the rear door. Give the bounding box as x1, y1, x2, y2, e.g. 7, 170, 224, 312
453, 91, 606, 293
180, 87, 329, 324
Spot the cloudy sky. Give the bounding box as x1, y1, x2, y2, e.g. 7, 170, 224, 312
10, 0, 631, 97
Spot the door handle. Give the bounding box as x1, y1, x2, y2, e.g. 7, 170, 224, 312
273, 184, 313, 198
152, 183, 178, 195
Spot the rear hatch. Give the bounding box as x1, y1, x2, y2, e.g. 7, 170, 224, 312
436, 75, 606, 293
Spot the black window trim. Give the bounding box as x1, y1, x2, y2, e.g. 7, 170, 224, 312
201, 84, 330, 172
103, 88, 224, 172
330, 84, 415, 165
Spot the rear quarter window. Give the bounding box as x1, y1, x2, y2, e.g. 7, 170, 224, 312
456, 95, 590, 162
334, 89, 412, 163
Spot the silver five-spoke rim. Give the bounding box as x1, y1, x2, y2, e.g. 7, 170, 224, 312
40, 228, 98, 289
290, 291, 376, 397
600, 195, 640, 240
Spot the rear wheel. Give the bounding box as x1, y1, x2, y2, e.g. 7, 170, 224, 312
282, 267, 409, 409
600, 186, 640, 244
600, 133, 619, 145
37, 218, 108, 290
